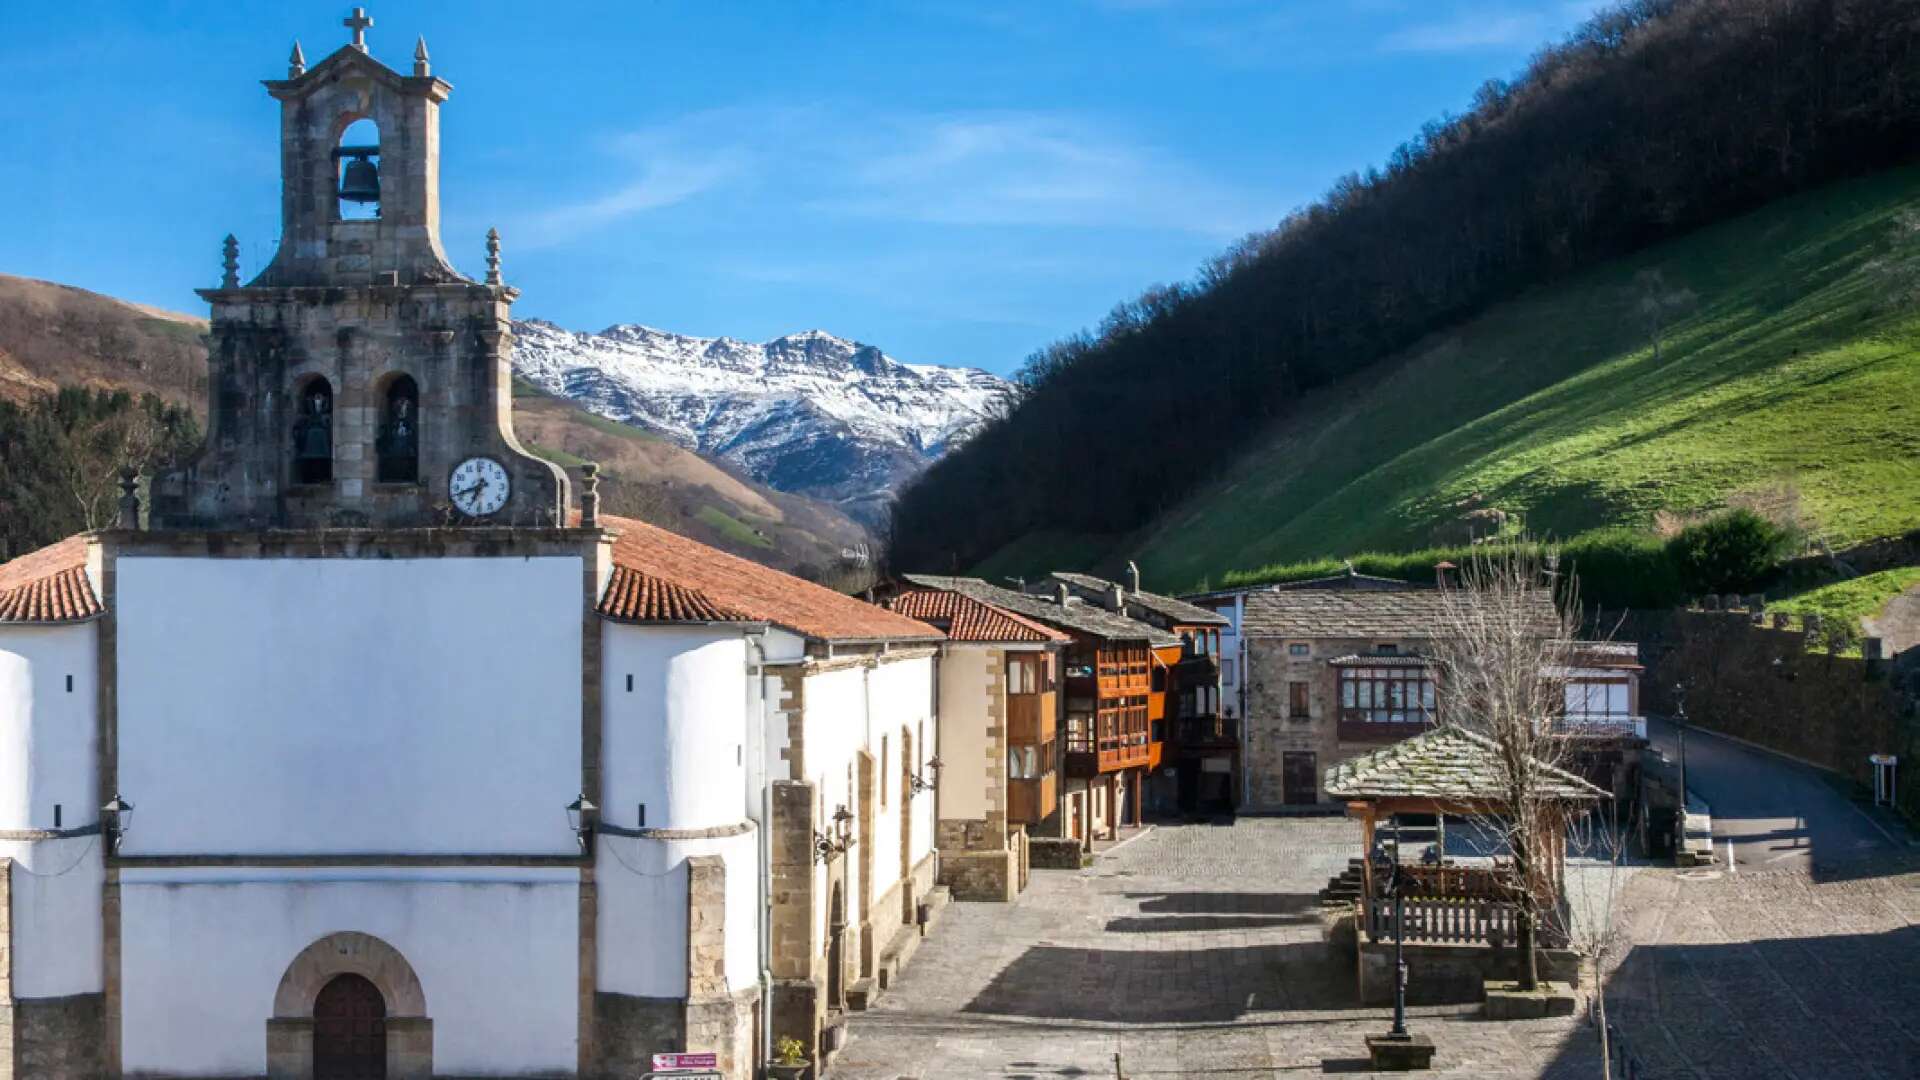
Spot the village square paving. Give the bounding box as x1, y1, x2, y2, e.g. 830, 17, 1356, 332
829, 747, 1920, 1080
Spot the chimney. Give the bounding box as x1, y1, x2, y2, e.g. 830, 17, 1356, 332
1434, 560, 1456, 588
1127, 561, 1141, 595
1056, 583, 1071, 607
1104, 583, 1125, 612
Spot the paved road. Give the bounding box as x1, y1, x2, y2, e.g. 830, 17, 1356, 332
1645, 718, 1894, 872
830, 818, 1601, 1079
1603, 722, 1920, 1079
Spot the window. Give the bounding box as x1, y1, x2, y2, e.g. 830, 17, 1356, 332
1151, 666, 1166, 692
1289, 643, 1310, 657
1288, 681, 1310, 717
292, 376, 334, 484
1221, 658, 1236, 686
881, 735, 889, 806
1337, 666, 1436, 724
1566, 680, 1631, 716
1376, 643, 1399, 655
376, 374, 420, 483
1193, 632, 1210, 657
1008, 656, 1040, 694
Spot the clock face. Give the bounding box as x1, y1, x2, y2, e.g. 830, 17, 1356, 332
449, 457, 510, 517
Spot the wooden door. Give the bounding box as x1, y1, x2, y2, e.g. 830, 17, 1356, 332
1282, 751, 1318, 806
313, 973, 386, 1080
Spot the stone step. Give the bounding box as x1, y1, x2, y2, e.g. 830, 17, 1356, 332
845, 977, 876, 1012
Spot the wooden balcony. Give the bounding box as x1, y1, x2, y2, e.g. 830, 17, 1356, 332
1007, 691, 1057, 745
1064, 739, 1157, 778
1007, 773, 1057, 825
1174, 714, 1239, 750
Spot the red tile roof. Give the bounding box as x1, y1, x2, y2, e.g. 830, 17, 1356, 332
598, 514, 941, 643
598, 564, 751, 624
886, 588, 1070, 644
0, 534, 101, 625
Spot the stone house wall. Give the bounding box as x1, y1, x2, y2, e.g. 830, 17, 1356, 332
1244, 635, 1434, 809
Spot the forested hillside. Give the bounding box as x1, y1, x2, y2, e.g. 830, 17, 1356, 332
889, 0, 1920, 574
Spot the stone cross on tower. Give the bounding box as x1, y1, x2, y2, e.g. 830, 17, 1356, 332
344, 7, 374, 51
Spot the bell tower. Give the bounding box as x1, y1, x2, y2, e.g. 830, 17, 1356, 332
152, 9, 568, 530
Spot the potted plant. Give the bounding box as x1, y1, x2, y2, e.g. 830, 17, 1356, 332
767, 1035, 809, 1079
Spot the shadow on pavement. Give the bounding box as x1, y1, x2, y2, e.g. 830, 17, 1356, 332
964, 938, 1356, 1023
1545, 923, 1920, 1079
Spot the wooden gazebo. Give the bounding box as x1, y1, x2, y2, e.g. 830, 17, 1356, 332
1325, 726, 1605, 946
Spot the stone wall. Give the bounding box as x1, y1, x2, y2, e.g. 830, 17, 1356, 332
8, 996, 105, 1080
938, 849, 1015, 902
1633, 609, 1917, 818
1244, 635, 1433, 809
1357, 941, 1579, 1006
591, 993, 685, 1079
1029, 837, 1085, 869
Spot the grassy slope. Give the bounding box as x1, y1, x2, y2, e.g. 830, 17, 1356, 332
1038, 167, 1920, 593
1769, 567, 1920, 632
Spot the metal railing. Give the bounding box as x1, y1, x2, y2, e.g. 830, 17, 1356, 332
1555, 714, 1648, 739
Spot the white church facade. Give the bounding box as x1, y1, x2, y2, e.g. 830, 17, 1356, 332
0, 15, 944, 1080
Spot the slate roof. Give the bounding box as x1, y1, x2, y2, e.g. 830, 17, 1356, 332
1242, 586, 1556, 639
1267, 571, 1423, 592
1044, 571, 1229, 627
900, 574, 1178, 646
1324, 726, 1606, 802
886, 588, 1070, 644
0, 535, 101, 625
601, 514, 942, 643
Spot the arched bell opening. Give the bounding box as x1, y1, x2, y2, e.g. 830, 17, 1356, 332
292, 375, 335, 485
335, 118, 381, 221
375, 373, 420, 483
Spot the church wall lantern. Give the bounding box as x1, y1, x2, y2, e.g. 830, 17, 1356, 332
565, 793, 597, 851
101, 793, 134, 854
814, 804, 855, 864
908, 756, 944, 796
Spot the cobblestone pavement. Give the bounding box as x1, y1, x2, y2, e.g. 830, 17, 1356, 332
1602, 855, 1920, 1080
830, 818, 1601, 1079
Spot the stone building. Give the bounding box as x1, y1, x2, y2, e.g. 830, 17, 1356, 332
881, 585, 1070, 901
0, 17, 945, 1080
1238, 571, 1642, 809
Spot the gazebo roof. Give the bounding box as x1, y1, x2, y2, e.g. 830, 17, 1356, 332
1324, 726, 1605, 803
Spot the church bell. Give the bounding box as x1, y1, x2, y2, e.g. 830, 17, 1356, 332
336, 148, 381, 205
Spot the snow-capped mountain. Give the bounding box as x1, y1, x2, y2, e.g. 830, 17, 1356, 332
510, 320, 1011, 525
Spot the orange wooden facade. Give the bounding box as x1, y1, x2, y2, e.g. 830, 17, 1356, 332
1064, 637, 1161, 777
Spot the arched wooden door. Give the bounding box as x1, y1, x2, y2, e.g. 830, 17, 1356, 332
313, 973, 387, 1080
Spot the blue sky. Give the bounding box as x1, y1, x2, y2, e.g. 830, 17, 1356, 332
0, 2, 1606, 375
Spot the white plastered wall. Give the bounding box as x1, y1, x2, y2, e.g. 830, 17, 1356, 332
114, 557, 584, 855
0, 621, 104, 997
119, 869, 577, 1076
797, 655, 936, 949
596, 623, 760, 996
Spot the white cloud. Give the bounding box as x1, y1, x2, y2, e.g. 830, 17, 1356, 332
519, 104, 1268, 244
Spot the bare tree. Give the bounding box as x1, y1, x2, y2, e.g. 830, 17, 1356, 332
55, 400, 169, 531
1633, 268, 1697, 363
1549, 803, 1634, 1076
1431, 545, 1586, 991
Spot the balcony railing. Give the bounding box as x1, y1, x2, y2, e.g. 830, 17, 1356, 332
1552, 713, 1648, 740
1175, 715, 1239, 747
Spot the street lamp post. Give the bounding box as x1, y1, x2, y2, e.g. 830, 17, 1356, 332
1672, 682, 1689, 809
1363, 816, 1434, 1069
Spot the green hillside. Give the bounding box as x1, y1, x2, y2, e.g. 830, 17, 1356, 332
984, 167, 1920, 592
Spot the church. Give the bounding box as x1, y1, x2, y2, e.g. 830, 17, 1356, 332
0, 13, 947, 1079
